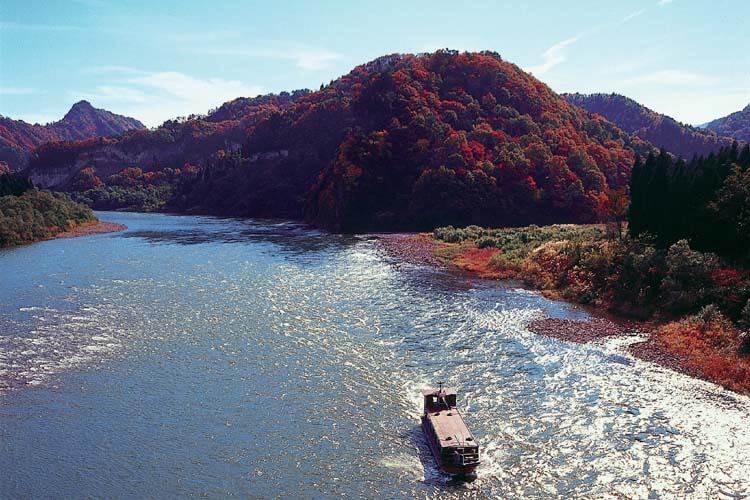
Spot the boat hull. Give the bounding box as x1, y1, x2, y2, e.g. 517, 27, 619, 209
421, 416, 478, 476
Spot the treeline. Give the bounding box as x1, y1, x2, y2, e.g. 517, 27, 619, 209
433, 224, 749, 322
0, 172, 95, 247
68, 165, 199, 212
0, 172, 33, 197
630, 143, 750, 260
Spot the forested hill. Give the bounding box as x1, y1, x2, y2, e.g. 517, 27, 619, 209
26, 90, 310, 189
0, 170, 95, 247
564, 93, 735, 159
0, 100, 145, 171
28, 51, 651, 231
705, 104, 750, 143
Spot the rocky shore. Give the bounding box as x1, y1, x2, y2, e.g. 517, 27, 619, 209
376, 232, 748, 394
375, 233, 444, 267
54, 220, 126, 239
527, 317, 631, 343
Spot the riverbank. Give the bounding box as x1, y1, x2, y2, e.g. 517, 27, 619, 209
377, 230, 750, 394
54, 220, 126, 239
0, 189, 100, 248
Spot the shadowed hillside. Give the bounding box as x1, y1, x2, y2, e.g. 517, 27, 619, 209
706, 104, 750, 143
564, 93, 735, 158
0, 101, 145, 170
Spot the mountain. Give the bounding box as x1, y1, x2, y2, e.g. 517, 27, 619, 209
26, 90, 308, 189
27, 51, 651, 231
564, 93, 735, 158
0, 101, 145, 170
705, 104, 750, 143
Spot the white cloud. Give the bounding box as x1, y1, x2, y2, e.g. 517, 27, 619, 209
72, 70, 264, 127
0, 87, 36, 95
527, 36, 580, 76
0, 22, 82, 32
191, 45, 341, 71
601, 60, 651, 76
71, 0, 108, 8
621, 9, 647, 23
626, 70, 719, 87
86, 65, 147, 75
657, 0, 674, 5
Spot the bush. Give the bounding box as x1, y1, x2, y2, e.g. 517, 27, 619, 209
661, 240, 719, 315
476, 236, 499, 248
72, 185, 173, 212
741, 299, 750, 328
0, 173, 33, 197
740, 331, 750, 356
0, 190, 94, 247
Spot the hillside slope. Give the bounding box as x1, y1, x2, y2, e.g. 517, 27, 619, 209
564, 93, 735, 158
26, 91, 308, 188
705, 104, 750, 143
28, 51, 650, 231
0, 101, 145, 170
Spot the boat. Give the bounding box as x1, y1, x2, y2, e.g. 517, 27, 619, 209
420, 384, 480, 476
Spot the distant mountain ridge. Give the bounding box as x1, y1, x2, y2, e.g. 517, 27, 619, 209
705, 104, 750, 143
0, 101, 145, 170
564, 93, 736, 158
27, 51, 650, 231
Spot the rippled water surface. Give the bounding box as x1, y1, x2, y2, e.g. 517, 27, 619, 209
1, 212, 749, 498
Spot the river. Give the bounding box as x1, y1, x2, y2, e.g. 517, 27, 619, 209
1, 212, 748, 498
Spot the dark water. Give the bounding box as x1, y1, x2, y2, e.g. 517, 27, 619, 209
1, 212, 749, 499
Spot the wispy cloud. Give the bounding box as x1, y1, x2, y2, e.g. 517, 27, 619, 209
626, 70, 719, 87
657, 0, 674, 5
164, 29, 244, 45
527, 36, 581, 76
0, 87, 37, 96
85, 65, 148, 76
190, 45, 342, 71
601, 60, 651, 76
73, 70, 264, 127
71, 0, 108, 7
621, 9, 647, 23
0, 22, 83, 32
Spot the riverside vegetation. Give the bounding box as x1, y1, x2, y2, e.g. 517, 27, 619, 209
0, 169, 96, 247
431, 142, 750, 393
432, 225, 750, 392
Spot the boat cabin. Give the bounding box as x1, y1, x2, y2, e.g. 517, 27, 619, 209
422, 387, 457, 413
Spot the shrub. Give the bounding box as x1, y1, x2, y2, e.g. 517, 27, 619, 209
0, 190, 94, 247
476, 236, 499, 248
661, 240, 719, 315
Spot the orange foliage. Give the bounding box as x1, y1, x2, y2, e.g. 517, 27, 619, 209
452, 247, 501, 278
656, 316, 750, 393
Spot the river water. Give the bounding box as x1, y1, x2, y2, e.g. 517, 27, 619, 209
0, 212, 748, 498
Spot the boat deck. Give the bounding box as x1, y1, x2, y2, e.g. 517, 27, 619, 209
425, 409, 476, 448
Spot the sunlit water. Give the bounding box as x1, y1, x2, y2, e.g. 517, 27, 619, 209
1, 212, 749, 498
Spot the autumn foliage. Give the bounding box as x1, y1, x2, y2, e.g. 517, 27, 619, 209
29, 51, 650, 231
0, 101, 144, 171
653, 307, 750, 393
303, 51, 648, 230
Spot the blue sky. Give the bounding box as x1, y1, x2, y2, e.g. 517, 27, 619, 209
1, 0, 748, 127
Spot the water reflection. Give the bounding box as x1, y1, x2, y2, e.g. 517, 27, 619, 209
0, 211, 748, 498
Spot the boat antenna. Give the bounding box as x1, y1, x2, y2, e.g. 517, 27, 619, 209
437, 381, 450, 409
